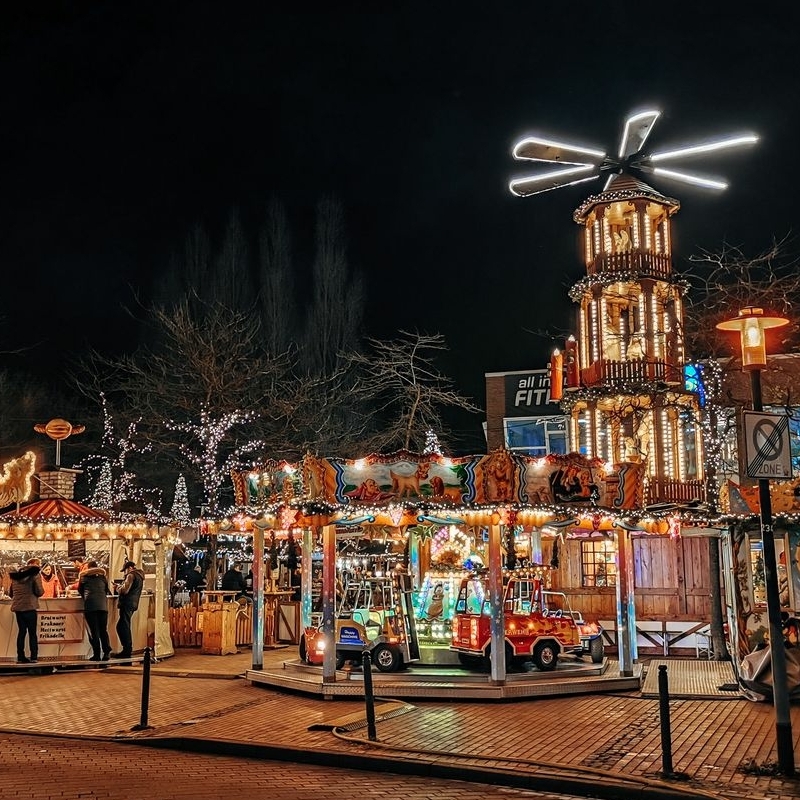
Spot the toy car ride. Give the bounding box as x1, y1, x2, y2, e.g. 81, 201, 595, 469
450, 570, 604, 671
299, 574, 420, 672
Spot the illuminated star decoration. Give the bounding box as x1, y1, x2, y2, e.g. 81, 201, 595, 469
509, 108, 758, 197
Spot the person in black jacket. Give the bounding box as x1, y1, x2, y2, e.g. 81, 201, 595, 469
183, 563, 206, 593
78, 560, 111, 661
220, 564, 247, 599
9, 558, 44, 664
111, 560, 145, 663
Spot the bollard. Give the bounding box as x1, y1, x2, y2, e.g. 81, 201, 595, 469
362, 649, 377, 741
132, 646, 154, 731
657, 664, 673, 775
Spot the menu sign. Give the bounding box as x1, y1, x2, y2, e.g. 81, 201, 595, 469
67, 540, 87, 560
37, 612, 84, 643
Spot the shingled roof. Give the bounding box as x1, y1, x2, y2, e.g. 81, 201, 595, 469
573, 172, 680, 223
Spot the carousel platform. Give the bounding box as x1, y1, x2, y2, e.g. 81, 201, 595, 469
245, 655, 642, 700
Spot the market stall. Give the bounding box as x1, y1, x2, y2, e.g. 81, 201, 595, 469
0, 484, 175, 665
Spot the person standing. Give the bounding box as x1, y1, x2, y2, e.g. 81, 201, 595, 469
111, 560, 144, 664
220, 564, 247, 599
78, 560, 112, 661
9, 558, 44, 664
183, 563, 206, 594
39, 563, 63, 599
67, 557, 89, 591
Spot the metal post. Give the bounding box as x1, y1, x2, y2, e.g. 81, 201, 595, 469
657, 665, 673, 776
362, 650, 377, 741
615, 528, 636, 676
750, 369, 795, 776
251, 525, 265, 669
488, 522, 505, 683
321, 523, 336, 683
132, 647, 153, 731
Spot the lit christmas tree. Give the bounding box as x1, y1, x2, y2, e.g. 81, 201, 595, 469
79, 392, 162, 519
423, 429, 442, 456
166, 405, 264, 514
170, 475, 192, 526
90, 460, 114, 510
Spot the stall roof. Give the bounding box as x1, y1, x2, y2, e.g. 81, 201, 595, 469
0, 498, 110, 521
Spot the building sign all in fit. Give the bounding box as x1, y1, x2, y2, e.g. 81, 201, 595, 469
504, 370, 561, 417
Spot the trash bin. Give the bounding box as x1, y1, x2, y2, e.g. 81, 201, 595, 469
200, 591, 239, 655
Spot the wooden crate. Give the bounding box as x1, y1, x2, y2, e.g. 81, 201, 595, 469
200, 602, 238, 655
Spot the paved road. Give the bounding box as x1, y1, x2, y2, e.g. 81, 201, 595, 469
0, 733, 588, 800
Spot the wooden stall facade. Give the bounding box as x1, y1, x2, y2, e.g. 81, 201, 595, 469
547, 534, 716, 656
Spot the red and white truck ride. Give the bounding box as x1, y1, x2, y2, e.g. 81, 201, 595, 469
450, 570, 604, 671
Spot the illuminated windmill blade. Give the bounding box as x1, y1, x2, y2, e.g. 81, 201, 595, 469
648, 133, 759, 163
509, 165, 599, 197
647, 166, 729, 191
618, 109, 660, 159
513, 136, 605, 165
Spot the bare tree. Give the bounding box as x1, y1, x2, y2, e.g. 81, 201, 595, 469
302, 195, 364, 376
682, 235, 800, 505
214, 209, 255, 315
345, 330, 483, 453
683, 236, 800, 360
153, 210, 256, 322
257, 197, 296, 356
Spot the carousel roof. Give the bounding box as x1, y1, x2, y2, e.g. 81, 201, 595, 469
572, 172, 680, 222
0, 498, 111, 521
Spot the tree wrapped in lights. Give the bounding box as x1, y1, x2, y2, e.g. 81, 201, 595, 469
423, 429, 443, 456
167, 406, 264, 515
169, 474, 192, 526
90, 460, 114, 511
80, 393, 162, 518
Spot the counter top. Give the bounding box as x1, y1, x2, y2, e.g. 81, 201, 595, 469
0, 592, 153, 602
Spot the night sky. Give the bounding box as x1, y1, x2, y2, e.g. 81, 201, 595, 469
1, 5, 798, 442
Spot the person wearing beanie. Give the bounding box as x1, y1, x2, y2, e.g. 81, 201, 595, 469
111, 560, 145, 664
78, 560, 112, 661
9, 558, 44, 664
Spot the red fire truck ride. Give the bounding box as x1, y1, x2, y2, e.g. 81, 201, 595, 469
450, 570, 604, 671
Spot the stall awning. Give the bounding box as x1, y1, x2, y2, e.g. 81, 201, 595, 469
1, 498, 110, 521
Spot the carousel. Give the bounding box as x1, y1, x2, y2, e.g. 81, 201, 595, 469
219, 450, 656, 699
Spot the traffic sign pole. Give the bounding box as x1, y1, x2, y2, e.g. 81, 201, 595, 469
750, 370, 794, 775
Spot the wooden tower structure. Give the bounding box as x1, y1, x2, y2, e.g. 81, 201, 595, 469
559, 174, 705, 505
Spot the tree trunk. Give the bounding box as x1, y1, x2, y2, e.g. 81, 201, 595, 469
709, 536, 729, 660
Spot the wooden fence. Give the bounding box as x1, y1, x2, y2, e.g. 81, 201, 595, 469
168, 605, 253, 648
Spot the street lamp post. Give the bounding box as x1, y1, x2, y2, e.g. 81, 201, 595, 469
717, 307, 794, 777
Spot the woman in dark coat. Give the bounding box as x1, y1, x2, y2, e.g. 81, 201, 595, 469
78, 560, 112, 661
9, 558, 44, 663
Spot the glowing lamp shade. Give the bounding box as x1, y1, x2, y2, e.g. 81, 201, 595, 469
550, 349, 563, 401
716, 307, 789, 370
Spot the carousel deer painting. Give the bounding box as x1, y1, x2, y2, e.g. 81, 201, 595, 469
390, 462, 430, 498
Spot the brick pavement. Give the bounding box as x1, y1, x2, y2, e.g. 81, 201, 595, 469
0, 648, 797, 800
0, 732, 589, 800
